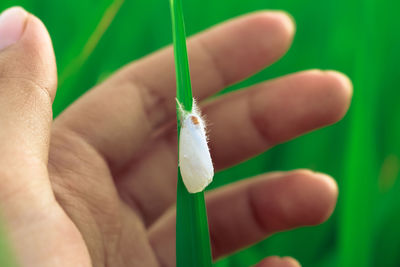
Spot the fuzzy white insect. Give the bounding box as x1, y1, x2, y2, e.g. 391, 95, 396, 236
177, 99, 214, 193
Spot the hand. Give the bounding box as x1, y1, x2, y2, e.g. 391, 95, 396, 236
0, 7, 352, 267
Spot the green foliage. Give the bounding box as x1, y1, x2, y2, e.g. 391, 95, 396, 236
0, 0, 399, 266
0, 222, 17, 267
169, 0, 212, 266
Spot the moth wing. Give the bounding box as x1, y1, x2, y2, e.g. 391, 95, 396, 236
179, 119, 214, 193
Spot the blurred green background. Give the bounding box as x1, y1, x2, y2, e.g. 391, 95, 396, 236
0, 0, 399, 266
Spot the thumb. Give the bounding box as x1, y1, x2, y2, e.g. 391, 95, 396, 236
0, 7, 56, 209
0, 6, 57, 160
0, 8, 93, 267
0, 6, 66, 264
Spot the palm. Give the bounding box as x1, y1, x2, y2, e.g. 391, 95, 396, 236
0, 9, 351, 267
48, 128, 157, 266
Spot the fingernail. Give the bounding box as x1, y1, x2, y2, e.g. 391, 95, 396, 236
0, 7, 28, 50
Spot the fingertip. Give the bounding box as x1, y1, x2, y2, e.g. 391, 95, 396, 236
309, 172, 338, 224
323, 70, 353, 120
286, 170, 338, 225
0, 7, 57, 120
312, 171, 338, 197
257, 256, 280, 266
258, 10, 296, 36
324, 70, 353, 94
251, 169, 338, 229
22, 12, 54, 55
256, 256, 301, 267
15, 11, 57, 99
0, 6, 28, 51
281, 256, 301, 267
0, 6, 28, 20
290, 69, 352, 126
245, 10, 295, 58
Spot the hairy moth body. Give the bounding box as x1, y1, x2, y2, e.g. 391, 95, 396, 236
178, 100, 214, 193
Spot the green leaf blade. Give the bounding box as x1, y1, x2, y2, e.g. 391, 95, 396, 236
169, 0, 212, 266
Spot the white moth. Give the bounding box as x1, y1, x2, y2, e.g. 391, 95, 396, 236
178, 99, 214, 193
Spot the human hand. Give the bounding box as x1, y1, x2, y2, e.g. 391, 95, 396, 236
0, 7, 352, 267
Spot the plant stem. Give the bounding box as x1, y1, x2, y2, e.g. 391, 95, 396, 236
169, 0, 212, 266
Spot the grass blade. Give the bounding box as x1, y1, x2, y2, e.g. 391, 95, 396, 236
169, 0, 213, 266
53, 0, 124, 116
58, 0, 124, 87
339, 0, 380, 266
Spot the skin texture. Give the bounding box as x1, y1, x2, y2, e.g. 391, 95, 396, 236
0, 7, 352, 267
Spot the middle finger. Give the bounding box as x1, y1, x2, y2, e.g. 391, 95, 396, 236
117, 69, 351, 226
